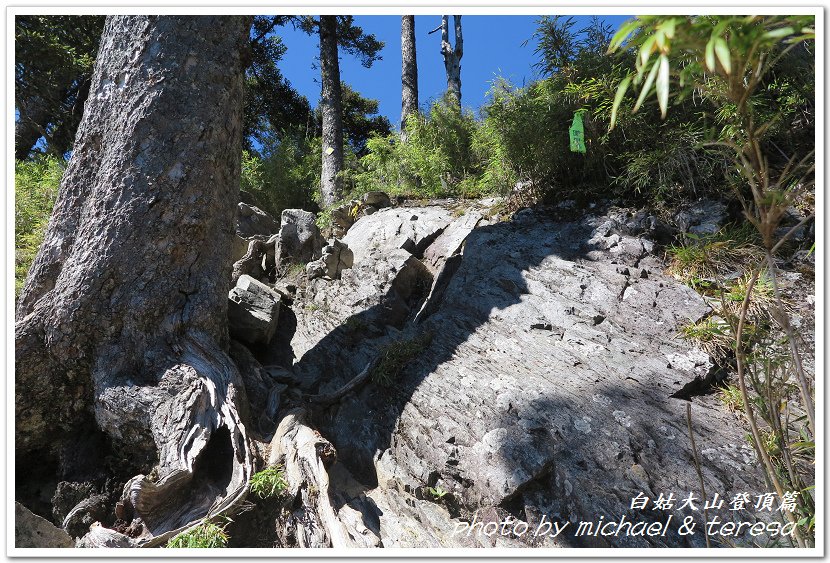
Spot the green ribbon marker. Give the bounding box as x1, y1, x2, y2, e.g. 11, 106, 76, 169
569, 110, 587, 154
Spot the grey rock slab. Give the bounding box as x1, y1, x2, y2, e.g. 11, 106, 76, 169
674, 199, 728, 235
342, 207, 453, 265
15, 502, 74, 548
235, 202, 279, 238
293, 212, 770, 547
288, 248, 432, 373
422, 211, 482, 273
228, 274, 282, 345
275, 209, 324, 265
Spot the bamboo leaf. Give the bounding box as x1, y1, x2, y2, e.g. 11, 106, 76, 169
656, 54, 670, 118
608, 19, 640, 52
712, 18, 732, 36
609, 74, 632, 130
763, 26, 794, 39
633, 59, 660, 113
714, 37, 731, 73
705, 37, 716, 72
639, 35, 657, 67
662, 18, 676, 39
654, 29, 665, 51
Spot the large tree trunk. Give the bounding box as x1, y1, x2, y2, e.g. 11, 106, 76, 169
400, 15, 418, 141
440, 15, 463, 108
319, 15, 344, 208
15, 15, 254, 544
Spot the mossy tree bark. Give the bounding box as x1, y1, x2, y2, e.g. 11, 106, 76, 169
15, 15, 255, 542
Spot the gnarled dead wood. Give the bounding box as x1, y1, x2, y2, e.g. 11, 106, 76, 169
268, 408, 379, 548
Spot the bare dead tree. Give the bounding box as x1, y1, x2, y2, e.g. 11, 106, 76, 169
430, 15, 463, 107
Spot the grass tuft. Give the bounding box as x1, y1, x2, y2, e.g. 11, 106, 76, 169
666, 224, 764, 287
249, 466, 288, 499
371, 332, 433, 387
166, 520, 229, 548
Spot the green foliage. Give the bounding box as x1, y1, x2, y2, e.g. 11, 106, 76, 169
249, 466, 288, 499
529, 15, 613, 77
716, 384, 745, 413
427, 486, 448, 501
477, 78, 606, 197
609, 16, 815, 127
351, 14, 744, 208
240, 131, 320, 218
246, 84, 388, 217
241, 149, 265, 197
166, 520, 229, 548
608, 16, 815, 214
15, 15, 104, 158
355, 97, 483, 199
296, 16, 384, 68
371, 333, 433, 387
15, 155, 63, 297
332, 83, 392, 156
681, 316, 730, 344
666, 224, 764, 286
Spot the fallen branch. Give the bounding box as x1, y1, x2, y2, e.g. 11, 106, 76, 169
306, 357, 379, 407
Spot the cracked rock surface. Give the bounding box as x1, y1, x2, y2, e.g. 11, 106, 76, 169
278, 205, 771, 547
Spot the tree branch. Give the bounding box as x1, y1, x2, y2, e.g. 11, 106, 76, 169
306, 356, 380, 407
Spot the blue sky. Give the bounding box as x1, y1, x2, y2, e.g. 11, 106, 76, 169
276, 15, 632, 128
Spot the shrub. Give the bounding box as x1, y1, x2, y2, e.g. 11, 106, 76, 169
166, 520, 229, 548
15, 155, 64, 298
249, 466, 288, 499
477, 78, 594, 197
355, 96, 482, 199
241, 134, 319, 219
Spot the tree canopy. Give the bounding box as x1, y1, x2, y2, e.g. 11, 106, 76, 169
15, 15, 104, 159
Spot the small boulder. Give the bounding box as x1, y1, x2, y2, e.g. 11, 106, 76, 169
76, 523, 137, 548
52, 481, 95, 526
275, 209, 325, 266
362, 191, 392, 209
62, 493, 109, 539
343, 207, 453, 265
228, 275, 282, 345
305, 261, 326, 281
674, 199, 728, 235
236, 202, 279, 238
15, 502, 74, 548
306, 239, 354, 280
